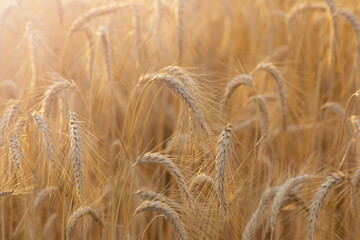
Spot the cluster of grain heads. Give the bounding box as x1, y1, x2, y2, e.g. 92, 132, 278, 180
133, 200, 188, 240
97, 26, 114, 91
220, 74, 255, 116
306, 171, 349, 240
215, 123, 232, 218
252, 62, 288, 131
134, 153, 194, 212
32, 112, 53, 169
68, 111, 84, 200
66, 206, 104, 240
134, 190, 184, 212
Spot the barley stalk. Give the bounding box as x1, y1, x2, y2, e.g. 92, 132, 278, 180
190, 173, 215, 191
242, 187, 278, 240
69, 111, 83, 200
337, 9, 360, 68
32, 112, 53, 169
215, 124, 232, 217
253, 62, 287, 131
134, 190, 184, 212
82, 25, 95, 81
306, 172, 348, 240
41, 75, 74, 118
0, 100, 21, 145
67, 3, 135, 38
220, 74, 255, 115
135, 153, 194, 212
322, 102, 353, 136
264, 175, 313, 239
133, 200, 188, 240
287, 3, 327, 24
97, 26, 114, 90
152, 74, 210, 135
25, 22, 39, 90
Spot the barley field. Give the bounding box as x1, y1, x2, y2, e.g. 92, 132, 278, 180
0, 0, 360, 239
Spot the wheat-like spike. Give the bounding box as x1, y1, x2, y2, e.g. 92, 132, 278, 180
41, 77, 74, 118
10, 117, 26, 168
253, 62, 287, 130
0, 190, 15, 199
14, 117, 26, 138
306, 172, 348, 240
220, 74, 255, 115
34, 186, 58, 215
162, 66, 199, 93
215, 124, 232, 217
67, 4, 125, 37
337, 9, 360, 68
97, 26, 114, 90
152, 74, 210, 135
32, 112, 53, 169
135, 153, 194, 211
287, 3, 327, 24
66, 206, 104, 240
9, 136, 21, 169
81, 25, 95, 81
242, 187, 278, 240
177, 0, 184, 60
134, 190, 184, 212
69, 111, 83, 200
133, 200, 188, 240
190, 173, 216, 191
322, 102, 353, 135
25, 22, 39, 90
264, 175, 314, 239
0, 100, 21, 145
351, 169, 360, 219
247, 95, 270, 136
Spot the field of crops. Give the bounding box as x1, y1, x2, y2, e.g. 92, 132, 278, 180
0, 0, 360, 239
